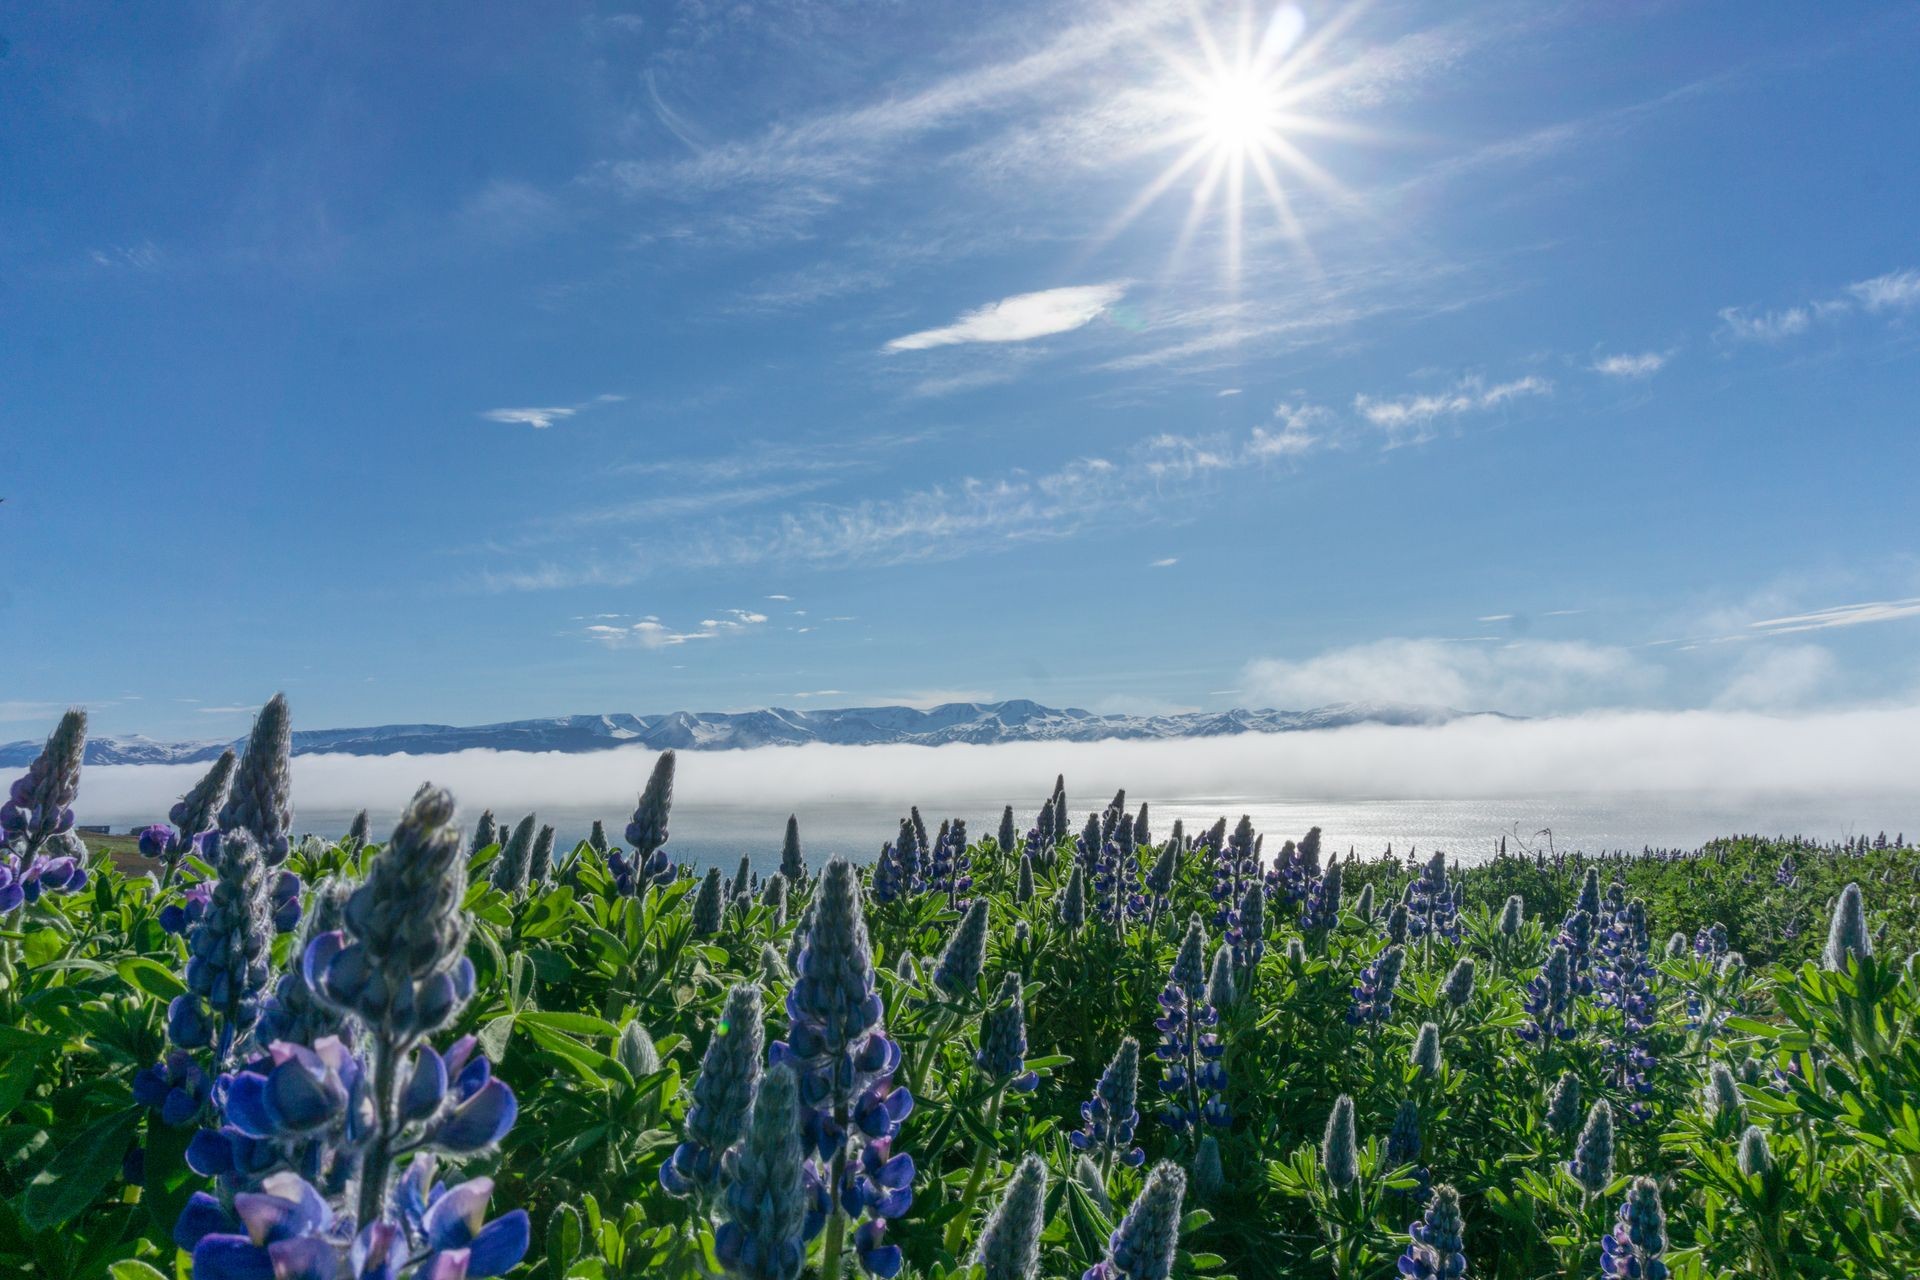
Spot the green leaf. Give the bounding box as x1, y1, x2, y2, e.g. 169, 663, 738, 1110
518, 1011, 622, 1038
109, 1262, 171, 1280
22, 1106, 141, 1231
115, 957, 188, 1002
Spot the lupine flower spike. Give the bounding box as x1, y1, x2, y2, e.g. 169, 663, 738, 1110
1397, 1183, 1466, 1279
1322, 1094, 1359, 1190
1084, 1160, 1185, 1280
976, 1153, 1047, 1280
219, 694, 294, 866
1823, 882, 1871, 971
662, 983, 765, 1198
1599, 1175, 1669, 1279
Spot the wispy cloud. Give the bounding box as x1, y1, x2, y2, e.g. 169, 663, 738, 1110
1591, 351, 1668, 378
1150, 557, 1178, 568
583, 607, 771, 650
480, 393, 625, 430
1352, 374, 1552, 445
196, 704, 262, 716
1748, 597, 1920, 635
1847, 268, 1920, 313
1716, 305, 1810, 344
884, 283, 1126, 352
1244, 637, 1656, 715
1718, 265, 1919, 343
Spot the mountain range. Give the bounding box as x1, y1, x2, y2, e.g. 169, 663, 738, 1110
0, 700, 1498, 767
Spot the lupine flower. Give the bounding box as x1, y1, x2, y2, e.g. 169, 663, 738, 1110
1599, 1176, 1668, 1280
933, 899, 990, 997
142, 749, 236, 880
768, 858, 911, 1277
1157, 916, 1227, 1134
1386, 1098, 1429, 1204
662, 984, 765, 1197
0, 845, 90, 912
1145, 840, 1178, 916
1594, 899, 1657, 1117
1774, 852, 1797, 888
995, 805, 1016, 855
1693, 922, 1728, 961
528, 824, 555, 886
492, 814, 535, 894
588, 818, 608, 854
1568, 1101, 1615, 1197
761, 872, 789, 926
1349, 944, 1406, 1026
871, 842, 908, 905
781, 814, 807, 883
1016, 854, 1035, 904
1, 708, 86, 860
1704, 1062, 1743, 1124
618, 1019, 662, 1078
976, 972, 1038, 1091
1073, 1154, 1115, 1217
1060, 865, 1088, 932
1411, 1022, 1442, 1077
218, 695, 294, 867
1519, 945, 1575, 1044
729, 854, 754, 907
761, 942, 789, 984
257, 878, 356, 1048
976, 1153, 1046, 1280
1300, 860, 1342, 933
1230, 882, 1265, 987
610, 751, 676, 895
1211, 816, 1258, 933
1498, 894, 1525, 936
1406, 852, 1459, 943
169, 829, 276, 1065
344, 810, 371, 848
1397, 1183, 1466, 1280
1205, 945, 1236, 1009
1576, 868, 1601, 919
132, 1049, 213, 1127
471, 810, 498, 854
1192, 1134, 1224, 1201
1737, 1125, 1770, 1178
692, 867, 726, 938
1441, 957, 1476, 1007
1354, 882, 1375, 924
1084, 1160, 1185, 1280
1322, 1095, 1358, 1190
1387, 903, 1409, 945
1546, 1071, 1583, 1140
1664, 931, 1686, 960
1071, 1037, 1145, 1169
1823, 882, 1871, 971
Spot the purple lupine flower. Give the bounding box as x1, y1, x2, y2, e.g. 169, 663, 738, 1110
926, 819, 973, 909
1546, 1071, 1583, 1140
1156, 916, 1227, 1134
1349, 944, 1407, 1027
663, 984, 765, 1198
1060, 864, 1088, 933
168, 829, 275, 1066
218, 695, 293, 867
1599, 1176, 1669, 1279
1084, 1161, 1185, 1280
1406, 852, 1459, 944
715, 1062, 826, 1280
610, 751, 676, 895
1693, 922, 1727, 961
1397, 1182, 1465, 1279
1774, 853, 1797, 888
871, 841, 908, 904
132, 1049, 213, 1128
782, 814, 808, 883
1229, 882, 1264, 989
142, 749, 236, 882
257, 878, 355, 1048
1299, 860, 1342, 934
1, 709, 86, 862
1210, 816, 1258, 931
769, 858, 912, 1278
932, 899, 990, 998
1386, 1098, 1430, 1205
977, 973, 1038, 1092
1519, 945, 1575, 1045
1567, 1101, 1615, 1198
977, 1152, 1047, 1280
1071, 1037, 1145, 1169
1594, 898, 1656, 1120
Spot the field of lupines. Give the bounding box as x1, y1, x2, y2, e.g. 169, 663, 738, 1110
3, 699, 1918, 1279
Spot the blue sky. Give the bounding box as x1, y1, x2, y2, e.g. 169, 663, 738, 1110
4, 0, 1919, 741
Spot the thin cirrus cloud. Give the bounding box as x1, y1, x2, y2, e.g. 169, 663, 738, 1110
884, 283, 1127, 352
480, 393, 625, 430
1352, 374, 1552, 444
584, 608, 770, 650
1590, 351, 1668, 378
1717, 266, 1919, 343
1747, 597, 1920, 636
1150, 557, 1178, 568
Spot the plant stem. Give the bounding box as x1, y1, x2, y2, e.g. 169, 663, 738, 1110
944, 1089, 1005, 1253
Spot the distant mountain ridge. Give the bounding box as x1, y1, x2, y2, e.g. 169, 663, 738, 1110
0, 699, 1505, 767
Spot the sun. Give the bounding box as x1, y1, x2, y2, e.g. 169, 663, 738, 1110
1100, 3, 1367, 286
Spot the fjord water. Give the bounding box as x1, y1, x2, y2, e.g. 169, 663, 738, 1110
276, 789, 1916, 875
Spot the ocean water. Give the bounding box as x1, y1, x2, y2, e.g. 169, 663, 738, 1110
275, 789, 1918, 877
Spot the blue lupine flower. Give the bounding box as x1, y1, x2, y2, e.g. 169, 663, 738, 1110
1071, 1037, 1146, 1169
1595, 898, 1656, 1119
139, 749, 237, 883
1693, 922, 1727, 961
1211, 816, 1259, 932
1349, 944, 1407, 1027
1599, 1176, 1669, 1280
1406, 852, 1459, 943
619, 1020, 662, 1078
1386, 902, 1409, 945
1133, 803, 1151, 848
663, 983, 765, 1198
1498, 895, 1524, 936
1228, 883, 1264, 989
977, 1153, 1047, 1280
1300, 860, 1342, 934
926, 818, 972, 908
394, 1157, 531, 1279
768, 857, 912, 1276
1555, 908, 1595, 995
133, 1049, 213, 1127
610, 751, 676, 895
1397, 1182, 1466, 1279
692, 866, 726, 938
1145, 840, 1178, 918
169, 829, 275, 1065
977, 972, 1039, 1092
1386, 1098, 1430, 1204
1441, 957, 1476, 1007
871, 841, 908, 904
0, 847, 90, 912
1824, 882, 1871, 971
1205, 945, 1236, 1010
1546, 1071, 1583, 1140
1156, 916, 1227, 1134
1060, 864, 1088, 933
932, 899, 990, 998
782, 814, 807, 883
493, 815, 535, 893
257, 878, 356, 1048
1016, 854, 1035, 904
1519, 945, 1575, 1045
1084, 1161, 1185, 1280
1, 709, 86, 861
1322, 1094, 1358, 1190
218, 695, 294, 867
716, 1063, 826, 1280
1567, 1100, 1615, 1197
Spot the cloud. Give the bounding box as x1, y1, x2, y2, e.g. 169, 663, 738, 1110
1748, 597, 1920, 635
1846, 268, 1920, 313
1216, 388, 1243, 397
196, 704, 262, 716
1714, 644, 1837, 711
766, 594, 793, 601
1591, 351, 1668, 378
1352, 375, 1552, 444
480, 394, 625, 430
66, 708, 1920, 838
884, 284, 1127, 352
1716, 306, 1810, 344
1150, 557, 1178, 568
583, 608, 770, 649
1243, 638, 1655, 715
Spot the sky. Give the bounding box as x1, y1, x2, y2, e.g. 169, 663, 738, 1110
4, 0, 1919, 743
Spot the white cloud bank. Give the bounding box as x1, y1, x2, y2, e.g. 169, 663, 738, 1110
1243, 638, 1654, 715
885, 284, 1126, 351
72, 706, 1920, 828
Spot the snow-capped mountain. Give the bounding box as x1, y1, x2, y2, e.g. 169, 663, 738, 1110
0, 700, 1498, 766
